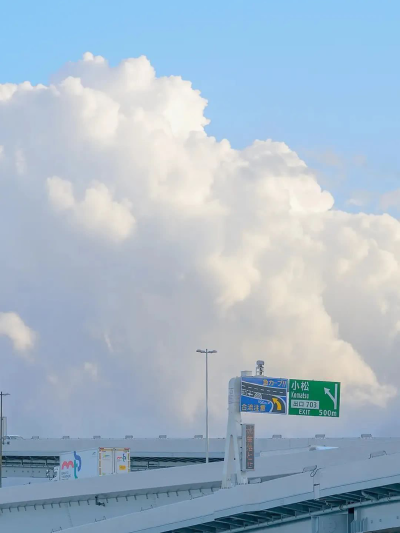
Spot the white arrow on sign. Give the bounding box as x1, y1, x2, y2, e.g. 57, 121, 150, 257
324, 384, 338, 410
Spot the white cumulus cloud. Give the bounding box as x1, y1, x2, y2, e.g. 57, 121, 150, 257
0, 53, 399, 437
0, 313, 36, 354
47, 177, 135, 242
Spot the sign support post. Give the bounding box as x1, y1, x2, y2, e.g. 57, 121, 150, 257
222, 377, 248, 489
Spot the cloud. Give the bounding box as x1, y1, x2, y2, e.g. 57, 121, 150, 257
83, 362, 99, 381
0, 53, 399, 437
306, 148, 344, 168
46, 362, 102, 404
346, 190, 373, 208
0, 313, 36, 354
380, 189, 400, 211
47, 177, 135, 242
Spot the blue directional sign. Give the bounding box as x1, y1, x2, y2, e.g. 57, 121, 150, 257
240, 377, 288, 414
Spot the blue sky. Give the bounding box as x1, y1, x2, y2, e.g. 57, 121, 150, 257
2, 1, 400, 439
1, 0, 399, 212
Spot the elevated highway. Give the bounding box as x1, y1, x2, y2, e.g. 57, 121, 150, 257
3, 435, 400, 478
2, 438, 400, 531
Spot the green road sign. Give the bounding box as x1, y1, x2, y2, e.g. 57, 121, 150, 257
288, 379, 340, 417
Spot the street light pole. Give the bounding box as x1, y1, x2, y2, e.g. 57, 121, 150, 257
0, 391, 10, 489
196, 349, 217, 464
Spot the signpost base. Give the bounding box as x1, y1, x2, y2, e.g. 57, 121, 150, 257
222, 377, 248, 489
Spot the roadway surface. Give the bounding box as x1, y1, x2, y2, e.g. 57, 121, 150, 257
3, 436, 400, 478
2, 438, 400, 532
2, 436, 390, 458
